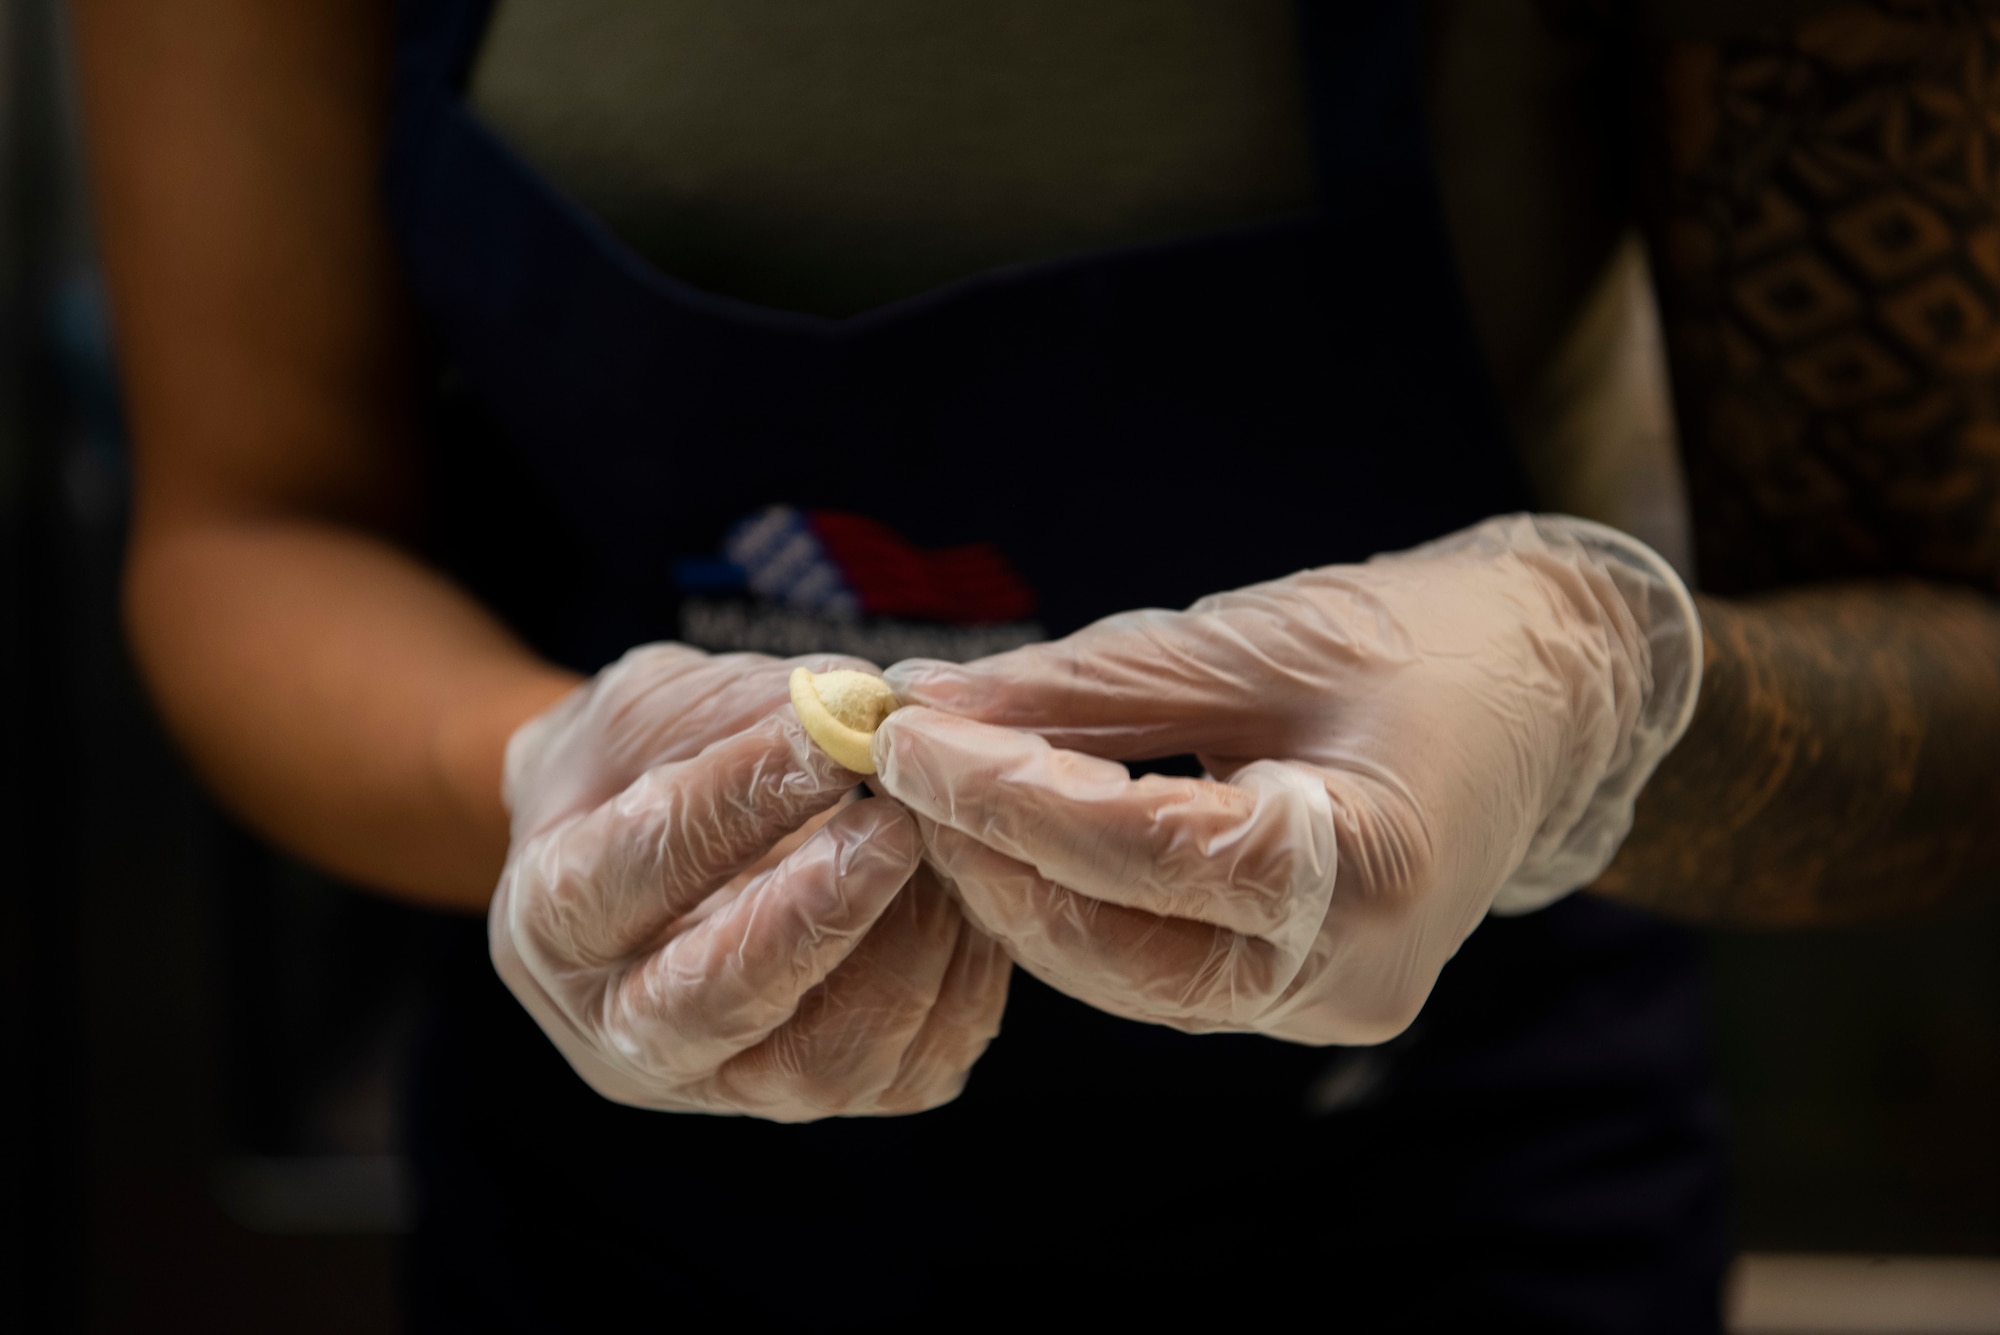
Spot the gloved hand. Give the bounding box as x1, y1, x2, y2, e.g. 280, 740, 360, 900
873, 515, 1700, 1045
491, 644, 1009, 1120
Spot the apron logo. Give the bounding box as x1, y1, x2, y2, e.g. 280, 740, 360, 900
674, 506, 1044, 663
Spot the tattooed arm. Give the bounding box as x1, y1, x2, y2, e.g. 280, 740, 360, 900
1597, 587, 2000, 923
1591, 0, 2000, 924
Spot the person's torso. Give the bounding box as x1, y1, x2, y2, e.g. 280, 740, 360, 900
469, 0, 1322, 318
466, 0, 1663, 460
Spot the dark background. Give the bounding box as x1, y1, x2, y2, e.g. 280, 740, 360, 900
3, 1, 1996, 1330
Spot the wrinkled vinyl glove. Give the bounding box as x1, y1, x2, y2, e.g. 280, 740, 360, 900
874, 516, 1699, 1045
491, 644, 1009, 1120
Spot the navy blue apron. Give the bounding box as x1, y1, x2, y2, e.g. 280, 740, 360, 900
386, 3, 1729, 1329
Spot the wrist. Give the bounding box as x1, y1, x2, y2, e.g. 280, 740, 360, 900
1550, 515, 1704, 751
1491, 514, 1704, 914
433, 659, 582, 873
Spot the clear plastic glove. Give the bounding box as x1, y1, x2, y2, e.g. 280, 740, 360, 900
874, 516, 1700, 1045
490, 644, 1009, 1120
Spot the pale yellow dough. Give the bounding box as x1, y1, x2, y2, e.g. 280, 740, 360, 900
789, 668, 901, 775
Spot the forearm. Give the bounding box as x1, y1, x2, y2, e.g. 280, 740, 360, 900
1601, 1, 2000, 924
126, 514, 578, 911
75, 0, 548, 906
1591, 585, 2000, 925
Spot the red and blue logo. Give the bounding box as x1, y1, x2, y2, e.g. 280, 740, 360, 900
674, 506, 1042, 661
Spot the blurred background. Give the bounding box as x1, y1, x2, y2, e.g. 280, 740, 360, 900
4, 9, 430, 1328
1, 0, 1995, 1330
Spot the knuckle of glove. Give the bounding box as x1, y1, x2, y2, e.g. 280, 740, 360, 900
1321, 971, 1433, 1046
504, 823, 638, 975
879, 1059, 979, 1116
1072, 934, 1288, 1035
717, 1015, 891, 1122
1180, 934, 1305, 1030
1209, 763, 1339, 942
1261, 940, 1430, 1047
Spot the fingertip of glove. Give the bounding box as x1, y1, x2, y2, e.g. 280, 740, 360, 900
800, 651, 884, 678
759, 710, 860, 788
882, 658, 964, 704
873, 703, 971, 737
867, 708, 954, 805
823, 797, 922, 881
869, 703, 927, 756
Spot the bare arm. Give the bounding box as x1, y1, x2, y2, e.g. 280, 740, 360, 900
1593, 0, 2000, 924
76, 0, 576, 911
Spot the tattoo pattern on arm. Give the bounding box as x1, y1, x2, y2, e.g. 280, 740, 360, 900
1597, 585, 2000, 922
1650, 0, 2000, 593
1601, 0, 2000, 921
